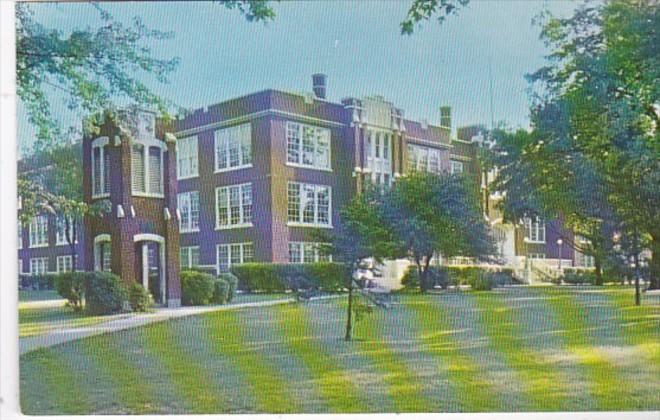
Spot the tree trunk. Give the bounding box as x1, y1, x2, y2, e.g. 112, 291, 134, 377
594, 254, 603, 286
345, 271, 354, 341
633, 228, 641, 305
649, 235, 660, 290
67, 218, 77, 272
416, 256, 427, 293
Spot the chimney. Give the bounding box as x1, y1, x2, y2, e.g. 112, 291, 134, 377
312, 73, 327, 99
440, 106, 451, 128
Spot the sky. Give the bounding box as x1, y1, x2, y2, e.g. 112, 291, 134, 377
18, 0, 579, 151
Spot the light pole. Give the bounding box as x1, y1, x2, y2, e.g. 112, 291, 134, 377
557, 238, 563, 271
523, 236, 530, 284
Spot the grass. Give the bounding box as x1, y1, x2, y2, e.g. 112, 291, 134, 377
19, 289, 62, 302
20, 286, 660, 414
19, 305, 116, 338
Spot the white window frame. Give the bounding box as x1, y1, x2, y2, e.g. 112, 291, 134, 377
286, 121, 332, 171
180, 246, 200, 269
18, 221, 23, 250
288, 242, 332, 263
91, 137, 110, 198
177, 191, 200, 233
215, 183, 253, 229
408, 144, 444, 174
365, 129, 392, 186
287, 182, 332, 228
176, 135, 199, 179
30, 257, 48, 275
450, 160, 464, 175
29, 215, 49, 248
56, 255, 73, 273
131, 138, 165, 198
55, 215, 76, 246
18, 258, 23, 274
524, 217, 546, 243
214, 123, 252, 173
216, 242, 254, 274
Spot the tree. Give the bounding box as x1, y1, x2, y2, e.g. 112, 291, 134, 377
381, 172, 495, 292
401, 0, 471, 34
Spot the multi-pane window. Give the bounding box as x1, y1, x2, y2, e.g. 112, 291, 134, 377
407, 144, 443, 174
56, 255, 73, 273
286, 122, 331, 170
450, 160, 464, 174
18, 259, 23, 274
366, 130, 392, 186
98, 242, 112, 272
287, 182, 332, 227
132, 143, 163, 196
18, 221, 23, 250
177, 136, 198, 179
177, 191, 200, 232
524, 217, 546, 243
29, 215, 48, 248
92, 145, 110, 197
527, 253, 546, 260
217, 243, 253, 273
216, 183, 252, 228
180, 246, 200, 269
215, 123, 252, 172
288, 242, 332, 263
30, 257, 48, 275
55, 216, 76, 245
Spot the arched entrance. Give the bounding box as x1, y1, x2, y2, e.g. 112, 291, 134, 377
134, 234, 167, 305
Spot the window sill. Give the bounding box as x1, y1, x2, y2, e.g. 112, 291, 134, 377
180, 228, 200, 234
285, 162, 332, 172
56, 241, 78, 246
132, 192, 165, 199
92, 193, 110, 200
215, 223, 253, 230
286, 222, 333, 229
525, 240, 546, 244
214, 164, 252, 174
29, 244, 49, 249
177, 173, 199, 181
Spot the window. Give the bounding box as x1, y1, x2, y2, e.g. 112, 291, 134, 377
528, 253, 546, 260
215, 123, 252, 172
92, 144, 110, 197
450, 160, 464, 174
217, 243, 253, 273
29, 215, 48, 248
180, 246, 200, 269
408, 144, 444, 174
100, 242, 112, 272
177, 136, 198, 179
18, 259, 23, 274
30, 257, 48, 275
132, 143, 163, 196
56, 255, 73, 273
287, 182, 332, 227
18, 221, 22, 250
177, 191, 200, 232
524, 217, 546, 243
366, 130, 392, 186
56, 216, 76, 245
288, 242, 332, 263
286, 122, 331, 170
216, 183, 252, 228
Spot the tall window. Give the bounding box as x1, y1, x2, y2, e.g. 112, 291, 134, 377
217, 243, 253, 273
98, 242, 112, 272
215, 123, 252, 172
216, 183, 252, 228
287, 182, 332, 227
366, 130, 392, 186
177, 136, 199, 179
56, 255, 73, 273
180, 246, 200, 269
408, 144, 443, 174
524, 217, 546, 243
92, 144, 110, 197
56, 216, 76, 245
177, 191, 200, 232
18, 221, 23, 250
288, 242, 332, 263
450, 160, 464, 174
132, 143, 163, 196
30, 257, 48, 275
29, 215, 48, 248
286, 122, 331, 170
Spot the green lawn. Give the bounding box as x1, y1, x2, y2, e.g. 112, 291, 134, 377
20, 286, 660, 414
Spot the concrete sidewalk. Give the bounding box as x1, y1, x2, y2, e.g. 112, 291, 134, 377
19, 295, 338, 355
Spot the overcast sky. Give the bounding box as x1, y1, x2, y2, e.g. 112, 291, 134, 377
18, 0, 579, 151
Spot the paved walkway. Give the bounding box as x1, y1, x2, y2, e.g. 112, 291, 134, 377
19, 295, 337, 355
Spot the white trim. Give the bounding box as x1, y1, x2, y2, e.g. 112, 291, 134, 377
91, 136, 110, 148
94, 234, 111, 244
215, 223, 253, 231
406, 136, 451, 148
133, 233, 165, 244
214, 163, 252, 174
215, 183, 253, 229
286, 222, 334, 229
285, 162, 333, 172
132, 192, 165, 199
133, 233, 167, 304
91, 137, 110, 198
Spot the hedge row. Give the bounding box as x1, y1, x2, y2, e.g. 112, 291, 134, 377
401, 265, 521, 291
180, 270, 238, 306
230, 262, 350, 293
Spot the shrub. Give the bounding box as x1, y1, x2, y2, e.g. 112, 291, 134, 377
469, 272, 495, 291
231, 263, 348, 293
127, 282, 152, 312
20, 273, 57, 290
211, 278, 230, 304
231, 264, 284, 293
180, 270, 215, 305
560, 269, 596, 285
54, 272, 87, 311
401, 266, 449, 290
218, 272, 239, 302
84, 271, 127, 315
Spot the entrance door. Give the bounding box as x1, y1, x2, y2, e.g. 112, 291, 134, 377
139, 242, 164, 304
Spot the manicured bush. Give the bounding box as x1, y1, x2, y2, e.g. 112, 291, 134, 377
84, 271, 127, 315
560, 269, 596, 285
127, 282, 152, 312
401, 266, 449, 290
231, 263, 348, 293
54, 272, 87, 311
231, 264, 285, 293
218, 272, 239, 302
211, 278, 230, 304
180, 270, 215, 305
468, 272, 495, 291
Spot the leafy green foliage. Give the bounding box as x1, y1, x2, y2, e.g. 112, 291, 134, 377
127, 282, 153, 312
230, 263, 349, 293
180, 270, 215, 306
211, 278, 230, 304
401, 0, 470, 34
84, 272, 127, 315
218, 272, 239, 303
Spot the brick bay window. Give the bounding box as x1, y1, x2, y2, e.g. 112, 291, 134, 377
217, 243, 253, 273
91, 137, 111, 198
215, 183, 252, 229
215, 123, 252, 172
131, 138, 165, 197
177, 135, 199, 179
524, 217, 546, 243
288, 242, 332, 263
286, 121, 331, 170
287, 182, 331, 227
177, 191, 200, 232
28, 215, 48, 248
